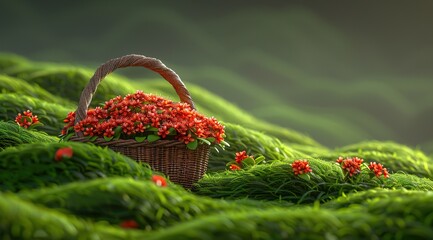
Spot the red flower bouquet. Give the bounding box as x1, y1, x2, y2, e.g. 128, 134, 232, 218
60, 54, 227, 188
61, 90, 225, 150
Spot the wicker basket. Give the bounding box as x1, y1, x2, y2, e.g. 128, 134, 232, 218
70, 54, 210, 189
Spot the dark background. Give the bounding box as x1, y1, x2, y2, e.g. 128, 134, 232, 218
1, 0, 432, 150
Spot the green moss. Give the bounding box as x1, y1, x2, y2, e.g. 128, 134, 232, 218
318, 141, 433, 179
18, 177, 245, 230
0, 121, 57, 151
289, 143, 331, 156
0, 93, 72, 136
208, 122, 308, 172
323, 188, 429, 209
0, 74, 73, 107
0, 53, 29, 72
0, 142, 152, 192
0, 193, 146, 239
7, 66, 135, 106
193, 159, 433, 203
146, 204, 433, 240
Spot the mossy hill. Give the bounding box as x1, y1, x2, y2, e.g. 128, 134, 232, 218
0, 54, 432, 239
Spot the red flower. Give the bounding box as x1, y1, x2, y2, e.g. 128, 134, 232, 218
15, 110, 39, 129
120, 220, 139, 229
229, 164, 241, 171
152, 175, 167, 187
61, 91, 225, 145
337, 157, 363, 177
235, 151, 253, 164
291, 160, 313, 176
55, 147, 73, 161
368, 162, 390, 178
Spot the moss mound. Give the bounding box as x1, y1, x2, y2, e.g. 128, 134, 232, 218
208, 122, 308, 172
0, 74, 73, 106
0, 121, 57, 151
146, 204, 433, 240
193, 159, 433, 203
0, 93, 72, 135
7, 66, 135, 106
0, 142, 152, 192
0, 193, 146, 239
0, 53, 29, 72
323, 188, 430, 209
2, 53, 433, 238
318, 141, 433, 179
18, 177, 248, 230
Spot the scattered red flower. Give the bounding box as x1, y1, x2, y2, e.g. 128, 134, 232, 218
152, 175, 167, 187
368, 162, 390, 178
235, 151, 253, 164
119, 220, 139, 229
15, 110, 39, 129
291, 160, 313, 176
61, 91, 225, 145
229, 164, 241, 171
55, 147, 73, 161
337, 156, 363, 177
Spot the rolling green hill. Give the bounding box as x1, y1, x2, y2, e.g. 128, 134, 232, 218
0, 52, 432, 238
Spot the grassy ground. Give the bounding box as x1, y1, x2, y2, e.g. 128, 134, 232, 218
1, 54, 432, 239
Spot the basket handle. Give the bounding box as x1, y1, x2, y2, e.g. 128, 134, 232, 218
74, 54, 195, 136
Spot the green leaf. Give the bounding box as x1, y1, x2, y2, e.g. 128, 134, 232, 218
147, 127, 158, 132
198, 138, 211, 145
254, 156, 266, 165
114, 126, 122, 135
104, 136, 114, 141
298, 174, 311, 181
135, 136, 146, 142
241, 157, 255, 168
63, 132, 74, 142
221, 140, 230, 147
206, 137, 216, 143
114, 126, 122, 140
147, 134, 161, 143
187, 140, 198, 150
89, 136, 98, 142
168, 127, 177, 135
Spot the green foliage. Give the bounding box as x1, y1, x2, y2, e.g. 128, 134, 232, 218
0, 142, 152, 192
145, 204, 433, 240
145, 207, 373, 240
0, 121, 57, 151
0, 74, 73, 106
5, 65, 136, 106
193, 159, 433, 203
0, 193, 146, 239
208, 122, 308, 172
18, 177, 251, 230
323, 188, 428, 209
0, 93, 72, 136
1, 53, 433, 238
0, 53, 29, 72
319, 141, 433, 179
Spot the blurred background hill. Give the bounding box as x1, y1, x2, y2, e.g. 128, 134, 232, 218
0, 0, 432, 151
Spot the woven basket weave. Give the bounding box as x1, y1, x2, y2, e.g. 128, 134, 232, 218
70, 54, 210, 189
